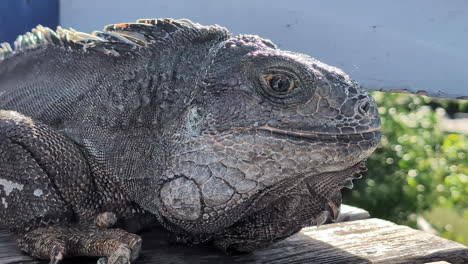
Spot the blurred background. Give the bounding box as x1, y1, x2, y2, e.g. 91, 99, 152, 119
1, 0, 467, 245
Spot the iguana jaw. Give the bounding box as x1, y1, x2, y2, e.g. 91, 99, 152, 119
212, 162, 366, 253
258, 124, 380, 135
257, 125, 381, 143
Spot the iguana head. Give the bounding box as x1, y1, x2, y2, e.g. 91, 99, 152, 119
158, 31, 381, 241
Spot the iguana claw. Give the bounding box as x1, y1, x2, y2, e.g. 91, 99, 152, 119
97, 244, 132, 264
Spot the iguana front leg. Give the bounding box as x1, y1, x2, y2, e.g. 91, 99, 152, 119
0, 111, 142, 263
18, 226, 142, 264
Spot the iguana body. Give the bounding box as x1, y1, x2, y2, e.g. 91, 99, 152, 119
0, 19, 381, 263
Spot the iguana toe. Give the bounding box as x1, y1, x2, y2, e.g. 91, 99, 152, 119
98, 244, 132, 264
17, 226, 142, 263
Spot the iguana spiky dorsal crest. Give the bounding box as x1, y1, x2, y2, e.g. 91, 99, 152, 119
0, 18, 230, 59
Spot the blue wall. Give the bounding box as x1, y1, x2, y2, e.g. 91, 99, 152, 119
0, 0, 59, 45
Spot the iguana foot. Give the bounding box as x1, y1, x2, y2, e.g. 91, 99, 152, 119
97, 244, 132, 264
17, 226, 142, 263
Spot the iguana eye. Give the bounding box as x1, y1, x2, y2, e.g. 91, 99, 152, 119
263, 74, 296, 93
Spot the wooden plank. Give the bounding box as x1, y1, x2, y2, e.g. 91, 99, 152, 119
337, 204, 370, 222
0, 230, 36, 263
300, 219, 468, 264
1, 218, 467, 264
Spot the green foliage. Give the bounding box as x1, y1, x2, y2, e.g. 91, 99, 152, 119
424, 207, 468, 245
344, 92, 468, 244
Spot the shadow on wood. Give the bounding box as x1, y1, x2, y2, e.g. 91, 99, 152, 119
0, 204, 371, 263
1, 207, 467, 264
0, 227, 371, 264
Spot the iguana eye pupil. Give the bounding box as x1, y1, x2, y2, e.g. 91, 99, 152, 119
265, 74, 295, 93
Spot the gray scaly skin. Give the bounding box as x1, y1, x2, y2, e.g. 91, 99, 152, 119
0, 18, 381, 263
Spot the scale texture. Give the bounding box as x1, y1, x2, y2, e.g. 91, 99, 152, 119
0, 18, 380, 263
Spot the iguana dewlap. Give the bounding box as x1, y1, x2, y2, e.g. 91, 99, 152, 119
0, 18, 381, 263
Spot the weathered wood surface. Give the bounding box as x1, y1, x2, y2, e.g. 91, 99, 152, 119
1, 213, 467, 263
336, 204, 370, 222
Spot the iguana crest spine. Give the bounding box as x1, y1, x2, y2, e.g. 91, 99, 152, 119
0, 18, 230, 59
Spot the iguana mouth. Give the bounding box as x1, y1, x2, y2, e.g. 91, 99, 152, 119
257, 125, 381, 142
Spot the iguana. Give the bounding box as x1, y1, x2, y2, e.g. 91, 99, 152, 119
0, 18, 381, 263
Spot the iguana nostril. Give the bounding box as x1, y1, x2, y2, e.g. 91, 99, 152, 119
358, 100, 371, 115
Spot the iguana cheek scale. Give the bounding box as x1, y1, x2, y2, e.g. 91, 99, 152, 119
0, 18, 381, 263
